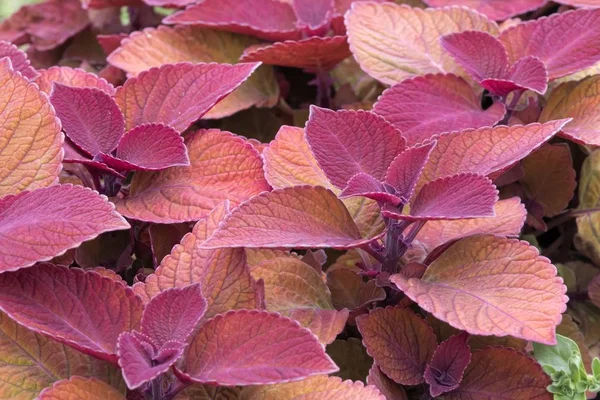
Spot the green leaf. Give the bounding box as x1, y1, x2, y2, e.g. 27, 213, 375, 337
534, 334, 584, 375
593, 357, 600, 379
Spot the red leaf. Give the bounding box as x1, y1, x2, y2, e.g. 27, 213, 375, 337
0, 263, 143, 362
50, 84, 125, 157
367, 365, 408, 400
35, 66, 116, 95
178, 310, 338, 385
101, 124, 190, 171
424, 332, 471, 397
384, 141, 436, 201
391, 235, 568, 344
293, 0, 334, 32
382, 174, 498, 221
356, 307, 437, 385
115, 62, 260, 132
339, 173, 402, 206
201, 186, 381, 249
0, 40, 38, 79
424, 0, 546, 21
305, 106, 406, 188
286, 308, 349, 345
373, 74, 505, 145
0, 185, 130, 272
164, 0, 301, 42
239, 36, 351, 71
499, 8, 600, 79
443, 347, 552, 399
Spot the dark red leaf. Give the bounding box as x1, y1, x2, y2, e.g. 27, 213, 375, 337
424, 332, 471, 397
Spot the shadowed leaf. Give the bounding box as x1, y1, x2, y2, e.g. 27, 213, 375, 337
424, 333, 471, 397
367, 365, 407, 400
38, 377, 125, 400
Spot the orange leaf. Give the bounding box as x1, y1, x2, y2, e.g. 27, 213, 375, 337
116, 129, 270, 223
35, 66, 116, 95
391, 235, 568, 344
107, 26, 278, 119
286, 308, 349, 345
345, 3, 498, 85
0, 59, 62, 197
38, 377, 125, 400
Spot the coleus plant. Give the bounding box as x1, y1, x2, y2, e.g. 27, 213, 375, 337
3, 0, 600, 399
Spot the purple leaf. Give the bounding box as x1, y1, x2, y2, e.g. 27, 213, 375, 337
0, 40, 38, 79
293, 0, 334, 32
384, 142, 436, 201
424, 332, 471, 397
340, 173, 402, 206
50, 83, 125, 157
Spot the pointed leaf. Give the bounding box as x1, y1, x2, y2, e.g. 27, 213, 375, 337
540, 75, 600, 146
201, 186, 381, 249
305, 107, 406, 188
0, 59, 62, 196
491, 55, 548, 95
521, 144, 576, 217
372, 74, 505, 145
443, 348, 551, 399
367, 365, 408, 400
424, 333, 471, 397
391, 235, 568, 344
164, 0, 301, 42
424, 0, 546, 21
286, 308, 349, 345
241, 375, 385, 400
345, 2, 498, 85
240, 36, 350, 71
134, 202, 257, 318
418, 120, 570, 187
115, 62, 260, 132
36, 66, 116, 95
107, 26, 278, 119
0, 40, 38, 79
116, 129, 270, 223
340, 173, 402, 206
293, 0, 334, 31
499, 8, 600, 79
415, 197, 526, 251
383, 174, 498, 221
101, 124, 189, 171
385, 142, 436, 200
38, 377, 126, 400
0, 264, 143, 362
50, 84, 125, 156
356, 307, 437, 385
0, 185, 130, 272
179, 310, 338, 385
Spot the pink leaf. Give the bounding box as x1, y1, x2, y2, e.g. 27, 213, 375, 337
481, 56, 548, 96
101, 124, 190, 171
201, 186, 381, 249
50, 84, 125, 157
305, 106, 406, 188
115, 62, 260, 132
424, 332, 471, 397
383, 174, 498, 221
178, 310, 338, 385
373, 74, 505, 145
0, 40, 38, 79
35, 66, 116, 95
340, 173, 402, 206
293, 0, 334, 32
0, 185, 130, 272
0, 263, 143, 362
499, 8, 600, 79
385, 142, 436, 201
423, 0, 546, 21
164, 0, 301, 42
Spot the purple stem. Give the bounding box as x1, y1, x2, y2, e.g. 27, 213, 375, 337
314, 69, 332, 109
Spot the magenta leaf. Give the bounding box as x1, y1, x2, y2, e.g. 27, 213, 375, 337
480, 56, 548, 96
339, 173, 402, 206
424, 332, 471, 397
164, 0, 301, 42
100, 124, 190, 171
0, 40, 38, 79
177, 309, 338, 385
423, 0, 545, 21
0, 185, 130, 272
50, 83, 125, 157
118, 284, 207, 389
293, 0, 334, 32
0, 263, 143, 362
305, 106, 406, 188
384, 142, 436, 201
115, 62, 260, 132
382, 174, 498, 221
372, 74, 505, 145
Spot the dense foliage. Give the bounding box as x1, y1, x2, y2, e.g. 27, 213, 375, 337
2, 0, 600, 399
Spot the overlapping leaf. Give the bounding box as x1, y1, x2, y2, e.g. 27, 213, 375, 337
241, 375, 385, 400
293, 0, 333, 32
372, 74, 505, 145
540, 75, 600, 146
240, 37, 350, 71
327, 269, 385, 311
0, 185, 130, 272
115, 62, 260, 132
38, 377, 126, 400
391, 235, 568, 344
107, 26, 278, 119
423, 0, 546, 21
178, 310, 338, 385
35, 66, 116, 95
345, 2, 498, 85
367, 365, 408, 400
423, 333, 471, 397
0, 58, 62, 196
356, 307, 437, 385
0, 264, 143, 362
0, 40, 37, 79
116, 129, 270, 223
499, 8, 600, 79
286, 308, 349, 345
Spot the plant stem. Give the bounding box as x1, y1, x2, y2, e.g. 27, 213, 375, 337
499, 90, 524, 125
314, 69, 332, 109
152, 376, 162, 400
